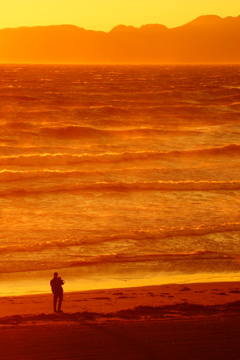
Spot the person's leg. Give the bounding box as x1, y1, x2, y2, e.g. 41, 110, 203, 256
58, 292, 63, 312
53, 294, 58, 312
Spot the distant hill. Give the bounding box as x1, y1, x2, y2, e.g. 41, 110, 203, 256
0, 15, 240, 64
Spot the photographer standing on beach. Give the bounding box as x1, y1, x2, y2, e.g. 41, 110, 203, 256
50, 272, 65, 313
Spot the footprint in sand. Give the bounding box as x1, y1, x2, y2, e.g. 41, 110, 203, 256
179, 287, 191, 292
93, 297, 111, 300
211, 292, 227, 296
112, 292, 124, 296
117, 296, 136, 299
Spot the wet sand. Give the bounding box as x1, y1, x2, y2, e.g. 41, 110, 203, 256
1, 281, 240, 360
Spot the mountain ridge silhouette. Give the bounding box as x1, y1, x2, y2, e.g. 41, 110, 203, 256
0, 15, 240, 63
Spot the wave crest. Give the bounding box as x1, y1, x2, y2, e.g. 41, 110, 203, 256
1, 223, 240, 255
40, 124, 202, 139
2, 177, 240, 193
1, 144, 240, 166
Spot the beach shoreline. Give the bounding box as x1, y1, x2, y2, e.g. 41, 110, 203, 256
1, 281, 240, 360
1, 280, 240, 317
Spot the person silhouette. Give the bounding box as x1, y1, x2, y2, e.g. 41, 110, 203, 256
50, 272, 65, 313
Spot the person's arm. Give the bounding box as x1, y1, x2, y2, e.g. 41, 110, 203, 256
50, 280, 54, 293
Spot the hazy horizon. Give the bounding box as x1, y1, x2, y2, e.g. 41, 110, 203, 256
0, 13, 239, 32
0, 14, 240, 64
1, 0, 239, 32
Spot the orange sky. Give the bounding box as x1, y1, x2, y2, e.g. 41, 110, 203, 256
0, 0, 239, 32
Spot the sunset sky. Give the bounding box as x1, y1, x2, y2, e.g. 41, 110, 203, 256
0, 0, 239, 32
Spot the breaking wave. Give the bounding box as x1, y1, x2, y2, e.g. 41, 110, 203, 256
39, 125, 201, 139
2, 177, 240, 195
1, 223, 240, 257
0, 144, 239, 166
66, 250, 237, 267
0, 169, 98, 181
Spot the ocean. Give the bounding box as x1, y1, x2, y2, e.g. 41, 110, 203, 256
1, 64, 240, 296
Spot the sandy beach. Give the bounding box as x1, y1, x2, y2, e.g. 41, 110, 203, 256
1, 281, 240, 360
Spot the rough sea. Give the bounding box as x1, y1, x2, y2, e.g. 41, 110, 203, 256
1, 64, 240, 295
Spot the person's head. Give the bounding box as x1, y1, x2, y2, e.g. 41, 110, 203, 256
53, 272, 58, 278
